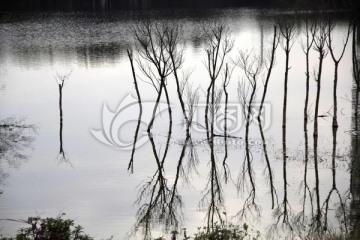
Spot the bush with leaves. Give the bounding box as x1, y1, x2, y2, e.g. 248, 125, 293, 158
193, 223, 260, 240
1, 215, 93, 240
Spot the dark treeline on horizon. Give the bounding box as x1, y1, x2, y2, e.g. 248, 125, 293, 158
0, 0, 358, 11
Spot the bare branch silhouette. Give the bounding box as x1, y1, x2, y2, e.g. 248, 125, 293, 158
203, 22, 234, 141
313, 20, 329, 226
132, 21, 174, 134
127, 49, 143, 173
54, 72, 72, 165
300, 15, 317, 223
258, 25, 279, 210
327, 19, 352, 129
277, 17, 297, 229
235, 51, 262, 221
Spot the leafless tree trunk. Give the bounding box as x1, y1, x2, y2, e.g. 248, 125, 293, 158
133, 131, 182, 239
302, 18, 317, 125
199, 127, 225, 231
222, 64, 233, 183
235, 51, 262, 220
55, 72, 71, 164
127, 49, 143, 173
300, 16, 316, 221
59, 82, 64, 156
321, 24, 351, 233
258, 25, 279, 210
131, 21, 184, 238
132, 21, 173, 134
321, 119, 348, 234
164, 25, 190, 133
203, 23, 233, 141
199, 23, 233, 232
353, 21, 360, 131
327, 20, 351, 129
279, 19, 297, 225
313, 21, 328, 225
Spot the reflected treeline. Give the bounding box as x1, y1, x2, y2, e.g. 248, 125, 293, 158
0, 0, 357, 11
0, 118, 36, 194
0, 9, 357, 70
0, 4, 359, 240
0, 43, 130, 69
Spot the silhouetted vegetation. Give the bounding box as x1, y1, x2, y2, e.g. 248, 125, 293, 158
312, 20, 328, 226
118, 15, 360, 238
55, 72, 72, 165
127, 49, 142, 173
0, 214, 93, 240
0, 118, 36, 194
236, 51, 262, 220
277, 17, 297, 229
0, 0, 358, 11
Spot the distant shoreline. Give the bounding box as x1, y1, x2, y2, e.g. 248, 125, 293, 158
0, 0, 357, 12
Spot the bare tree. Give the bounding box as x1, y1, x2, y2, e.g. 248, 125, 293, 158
195, 22, 233, 233
127, 49, 142, 173
163, 24, 191, 134
300, 16, 317, 223
132, 21, 173, 134
132, 132, 183, 239
199, 142, 226, 232
327, 20, 352, 129
301, 17, 317, 125
203, 22, 233, 141
235, 51, 262, 221
258, 26, 280, 210
54, 72, 72, 165
222, 63, 234, 183
315, 21, 352, 234
184, 85, 200, 175
313, 20, 329, 226
278, 18, 297, 227
130, 21, 185, 238
321, 122, 348, 234
352, 21, 360, 130
199, 86, 226, 232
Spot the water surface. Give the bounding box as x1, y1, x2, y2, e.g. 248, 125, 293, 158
0, 8, 359, 239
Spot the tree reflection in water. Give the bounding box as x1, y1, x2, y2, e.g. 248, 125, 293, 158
270, 18, 297, 233
55, 72, 72, 165
235, 51, 262, 221
124, 18, 359, 239
201, 22, 232, 231
0, 118, 36, 194
128, 21, 202, 238
350, 20, 360, 239
257, 25, 279, 211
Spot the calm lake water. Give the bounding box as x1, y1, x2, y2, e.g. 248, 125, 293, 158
0, 8, 359, 239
